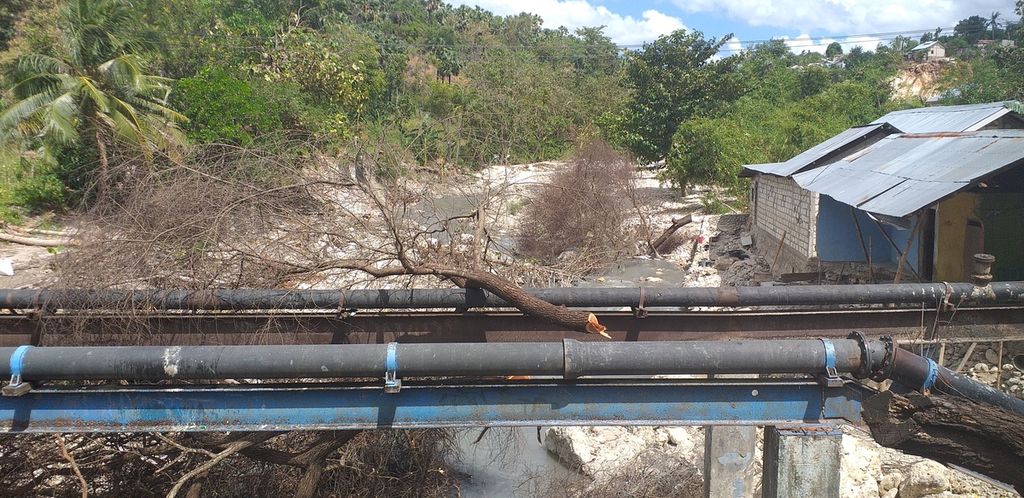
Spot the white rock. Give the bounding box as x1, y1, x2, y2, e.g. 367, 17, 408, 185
645, 276, 664, 283
878, 472, 904, 492
664, 426, 700, 454
880, 489, 898, 498
840, 431, 881, 498
973, 362, 989, 372
0, 258, 13, 277
898, 461, 950, 498
1003, 364, 1015, 371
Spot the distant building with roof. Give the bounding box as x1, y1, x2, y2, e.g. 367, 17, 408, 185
976, 39, 1017, 51
742, 102, 1024, 281
909, 41, 946, 61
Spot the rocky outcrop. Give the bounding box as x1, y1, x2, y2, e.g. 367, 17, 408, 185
543, 425, 1019, 498
543, 426, 704, 495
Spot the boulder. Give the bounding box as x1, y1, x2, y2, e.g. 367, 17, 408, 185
543, 426, 704, 492
839, 431, 881, 497
897, 461, 950, 498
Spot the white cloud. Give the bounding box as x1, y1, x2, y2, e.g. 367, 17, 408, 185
449, 1, 686, 45
779, 34, 884, 54
672, 0, 1012, 35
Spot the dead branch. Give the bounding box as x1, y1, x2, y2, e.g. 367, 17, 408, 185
56, 434, 89, 498
649, 215, 693, 255
166, 432, 278, 498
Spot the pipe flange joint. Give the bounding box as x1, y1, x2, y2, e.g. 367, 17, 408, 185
2, 345, 32, 397
383, 342, 401, 394
869, 336, 896, 382
847, 331, 873, 379
921, 357, 939, 395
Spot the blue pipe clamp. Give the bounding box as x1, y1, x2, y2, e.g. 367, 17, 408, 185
921, 358, 939, 395
384, 342, 401, 393
818, 338, 843, 388
2, 345, 32, 397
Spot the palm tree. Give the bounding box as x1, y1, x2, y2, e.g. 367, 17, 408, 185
990, 11, 1002, 40
0, 0, 185, 202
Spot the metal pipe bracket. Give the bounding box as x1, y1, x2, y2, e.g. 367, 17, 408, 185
818, 338, 843, 388
384, 342, 401, 393
2, 345, 32, 397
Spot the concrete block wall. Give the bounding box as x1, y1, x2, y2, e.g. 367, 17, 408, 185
752, 175, 819, 272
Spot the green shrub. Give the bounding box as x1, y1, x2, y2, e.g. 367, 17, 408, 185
173, 67, 287, 144
663, 117, 753, 192
12, 170, 66, 211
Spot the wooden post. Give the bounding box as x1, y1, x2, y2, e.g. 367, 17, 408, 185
955, 342, 978, 373
995, 341, 1005, 388
872, 217, 923, 282
772, 231, 788, 273
894, 213, 924, 284
850, 207, 874, 283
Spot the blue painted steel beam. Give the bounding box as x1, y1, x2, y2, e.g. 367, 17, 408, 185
0, 380, 868, 433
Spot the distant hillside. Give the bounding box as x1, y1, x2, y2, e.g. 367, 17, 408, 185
891, 61, 949, 102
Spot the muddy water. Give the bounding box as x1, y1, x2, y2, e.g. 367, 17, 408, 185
579, 257, 691, 288
452, 427, 580, 497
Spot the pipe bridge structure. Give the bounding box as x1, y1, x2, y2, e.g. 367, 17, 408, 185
0, 280, 1021, 432
1, 281, 1023, 495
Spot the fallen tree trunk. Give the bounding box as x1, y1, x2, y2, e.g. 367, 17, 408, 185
649, 215, 692, 255
446, 268, 609, 338
862, 390, 1024, 494
0, 231, 77, 247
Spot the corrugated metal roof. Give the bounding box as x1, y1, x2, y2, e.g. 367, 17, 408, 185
911, 41, 940, 51
739, 162, 783, 177
741, 124, 895, 177
793, 130, 1024, 218
870, 102, 1016, 133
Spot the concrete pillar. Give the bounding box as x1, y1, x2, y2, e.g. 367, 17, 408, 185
762, 425, 842, 498
703, 425, 758, 498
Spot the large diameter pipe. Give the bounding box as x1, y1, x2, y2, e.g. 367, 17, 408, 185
0, 339, 875, 381
1, 282, 1022, 310
889, 348, 1024, 416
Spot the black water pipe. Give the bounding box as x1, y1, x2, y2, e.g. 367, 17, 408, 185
1, 282, 1022, 311
888, 347, 1024, 415
0, 339, 879, 381
3, 338, 1022, 416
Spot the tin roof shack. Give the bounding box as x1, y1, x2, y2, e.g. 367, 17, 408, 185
742, 102, 1024, 281
909, 41, 946, 61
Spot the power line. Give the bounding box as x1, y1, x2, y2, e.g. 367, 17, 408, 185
148, 23, 1005, 55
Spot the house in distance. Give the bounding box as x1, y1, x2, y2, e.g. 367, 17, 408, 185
742, 102, 1024, 282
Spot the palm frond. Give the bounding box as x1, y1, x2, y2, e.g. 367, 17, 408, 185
98, 54, 144, 91
107, 94, 145, 135
15, 54, 73, 77
124, 95, 188, 123
76, 76, 111, 113
0, 90, 63, 138
10, 74, 66, 100
38, 93, 82, 145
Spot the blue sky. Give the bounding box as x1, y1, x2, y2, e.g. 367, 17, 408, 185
451, 0, 1019, 53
